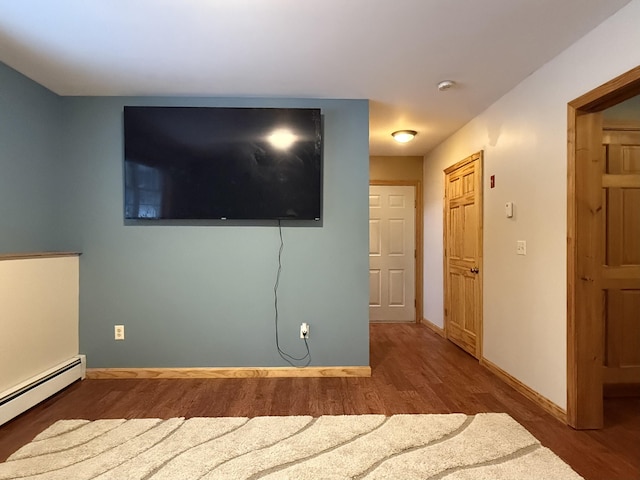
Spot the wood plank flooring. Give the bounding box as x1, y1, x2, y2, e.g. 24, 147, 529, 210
1, 323, 638, 479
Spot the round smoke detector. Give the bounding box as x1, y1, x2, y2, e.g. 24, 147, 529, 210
437, 80, 456, 91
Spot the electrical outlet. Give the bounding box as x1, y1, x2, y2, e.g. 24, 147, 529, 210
114, 325, 125, 340
300, 322, 309, 339
516, 240, 527, 256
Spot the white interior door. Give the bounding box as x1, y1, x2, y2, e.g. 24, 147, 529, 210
369, 185, 416, 322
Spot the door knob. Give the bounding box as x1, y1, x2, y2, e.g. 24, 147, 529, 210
470, 267, 479, 274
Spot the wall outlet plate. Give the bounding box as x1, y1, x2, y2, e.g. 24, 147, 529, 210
300, 323, 309, 339
114, 324, 125, 340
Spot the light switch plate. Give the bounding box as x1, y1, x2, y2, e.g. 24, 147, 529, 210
516, 240, 526, 255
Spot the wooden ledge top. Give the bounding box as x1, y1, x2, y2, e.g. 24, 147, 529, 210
0, 252, 81, 261
86, 366, 372, 380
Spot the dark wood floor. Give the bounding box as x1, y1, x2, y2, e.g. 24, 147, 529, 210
1, 323, 638, 479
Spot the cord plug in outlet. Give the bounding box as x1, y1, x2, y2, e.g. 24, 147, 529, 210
300, 322, 309, 339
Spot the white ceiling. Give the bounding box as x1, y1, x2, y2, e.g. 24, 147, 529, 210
0, 0, 631, 155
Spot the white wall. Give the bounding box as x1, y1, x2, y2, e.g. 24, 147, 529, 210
423, 0, 640, 409
0, 255, 79, 393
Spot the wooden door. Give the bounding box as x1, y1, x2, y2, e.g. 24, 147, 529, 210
369, 185, 416, 322
443, 152, 483, 358
601, 124, 640, 392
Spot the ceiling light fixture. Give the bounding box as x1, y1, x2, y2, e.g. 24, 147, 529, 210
391, 130, 417, 143
437, 80, 456, 91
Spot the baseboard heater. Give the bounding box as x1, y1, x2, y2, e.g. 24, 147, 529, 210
0, 355, 86, 427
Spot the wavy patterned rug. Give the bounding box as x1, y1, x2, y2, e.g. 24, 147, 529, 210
1, 413, 583, 479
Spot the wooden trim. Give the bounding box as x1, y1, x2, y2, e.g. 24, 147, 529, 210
567, 103, 578, 426
442, 179, 448, 339
569, 111, 605, 429
421, 318, 445, 337
476, 152, 484, 360
569, 65, 640, 111
86, 366, 372, 379
416, 181, 423, 325
369, 180, 419, 186
443, 153, 478, 174
0, 252, 81, 261
481, 357, 567, 424
370, 179, 423, 324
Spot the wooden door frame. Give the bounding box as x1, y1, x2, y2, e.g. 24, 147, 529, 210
369, 180, 423, 323
442, 151, 484, 359
567, 65, 640, 429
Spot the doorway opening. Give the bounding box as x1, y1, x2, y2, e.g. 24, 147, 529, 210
368, 156, 424, 324
567, 65, 640, 429
369, 180, 423, 323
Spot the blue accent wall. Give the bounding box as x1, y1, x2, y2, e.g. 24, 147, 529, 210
48, 94, 370, 368
0, 63, 63, 252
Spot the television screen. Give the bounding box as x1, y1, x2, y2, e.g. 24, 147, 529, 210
123, 106, 322, 220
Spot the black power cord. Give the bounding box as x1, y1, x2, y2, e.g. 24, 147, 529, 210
274, 219, 311, 367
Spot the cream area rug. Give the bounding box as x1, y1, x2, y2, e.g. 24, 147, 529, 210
0, 413, 583, 479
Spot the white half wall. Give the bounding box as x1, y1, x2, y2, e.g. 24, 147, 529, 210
0, 255, 79, 393
423, 0, 640, 409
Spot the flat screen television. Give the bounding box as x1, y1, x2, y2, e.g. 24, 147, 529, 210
123, 106, 322, 220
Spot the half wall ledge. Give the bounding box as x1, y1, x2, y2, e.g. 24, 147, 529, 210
0, 252, 81, 261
